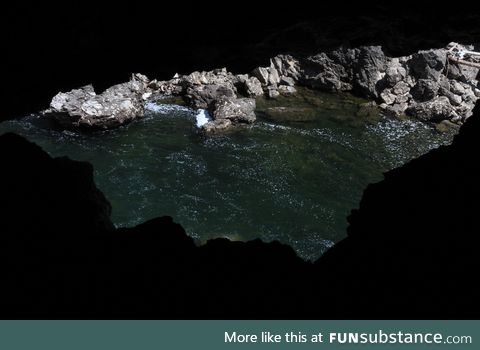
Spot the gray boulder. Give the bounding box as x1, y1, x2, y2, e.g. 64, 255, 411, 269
212, 97, 256, 123
267, 87, 280, 99
252, 67, 270, 86
244, 77, 264, 97
411, 79, 439, 102
267, 67, 281, 85
352, 46, 387, 99
383, 58, 407, 87
406, 96, 457, 122
280, 76, 295, 86
202, 97, 256, 133
186, 84, 236, 109
271, 55, 302, 80
44, 74, 148, 129
301, 53, 352, 92
409, 49, 447, 81
278, 85, 297, 95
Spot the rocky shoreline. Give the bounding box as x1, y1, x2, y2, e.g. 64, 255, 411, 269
43, 43, 479, 132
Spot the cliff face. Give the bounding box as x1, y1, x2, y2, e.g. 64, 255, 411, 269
0, 103, 478, 318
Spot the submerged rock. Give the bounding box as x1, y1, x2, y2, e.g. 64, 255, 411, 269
44, 74, 149, 129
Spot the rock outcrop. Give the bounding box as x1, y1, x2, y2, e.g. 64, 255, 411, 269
294, 44, 479, 124
41, 43, 479, 132
43, 74, 150, 129
202, 97, 256, 133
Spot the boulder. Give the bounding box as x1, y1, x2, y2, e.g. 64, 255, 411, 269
383, 58, 407, 87
380, 102, 408, 118
201, 97, 256, 133
267, 87, 281, 99
439, 87, 463, 106
301, 53, 352, 92
271, 55, 302, 80
252, 67, 270, 85
352, 46, 387, 99
411, 79, 439, 102
380, 89, 396, 105
186, 84, 236, 109
278, 85, 297, 95
212, 97, 256, 123
244, 77, 264, 97
409, 49, 447, 81
280, 76, 295, 86
44, 74, 148, 129
406, 96, 457, 122
392, 81, 410, 95
267, 67, 281, 85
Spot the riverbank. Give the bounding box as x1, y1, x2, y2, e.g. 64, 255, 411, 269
42, 43, 479, 133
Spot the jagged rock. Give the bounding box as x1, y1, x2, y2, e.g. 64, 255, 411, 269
352, 46, 387, 98
210, 97, 256, 124
271, 55, 302, 80
450, 80, 466, 95
383, 58, 407, 87
252, 67, 270, 85
41, 43, 480, 132
43, 74, 148, 129
244, 77, 264, 97
301, 53, 352, 92
201, 97, 255, 133
380, 90, 396, 105
406, 96, 457, 121
280, 76, 295, 86
278, 85, 297, 95
329, 47, 358, 70
380, 102, 408, 117
409, 49, 447, 81
395, 93, 410, 104
267, 87, 281, 99
446, 55, 479, 83
267, 67, 281, 85
392, 81, 410, 95
411, 79, 439, 102
440, 87, 463, 106
186, 84, 236, 109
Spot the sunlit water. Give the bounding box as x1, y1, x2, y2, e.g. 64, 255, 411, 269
0, 89, 456, 260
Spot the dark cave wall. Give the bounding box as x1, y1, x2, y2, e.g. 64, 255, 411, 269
0, 1, 479, 319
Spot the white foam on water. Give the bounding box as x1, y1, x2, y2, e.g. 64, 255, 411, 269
144, 102, 191, 114
195, 109, 211, 127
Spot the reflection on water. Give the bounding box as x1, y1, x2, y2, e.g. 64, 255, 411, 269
0, 89, 456, 260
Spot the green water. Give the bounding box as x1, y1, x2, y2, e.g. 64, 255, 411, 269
0, 89, 456, 260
